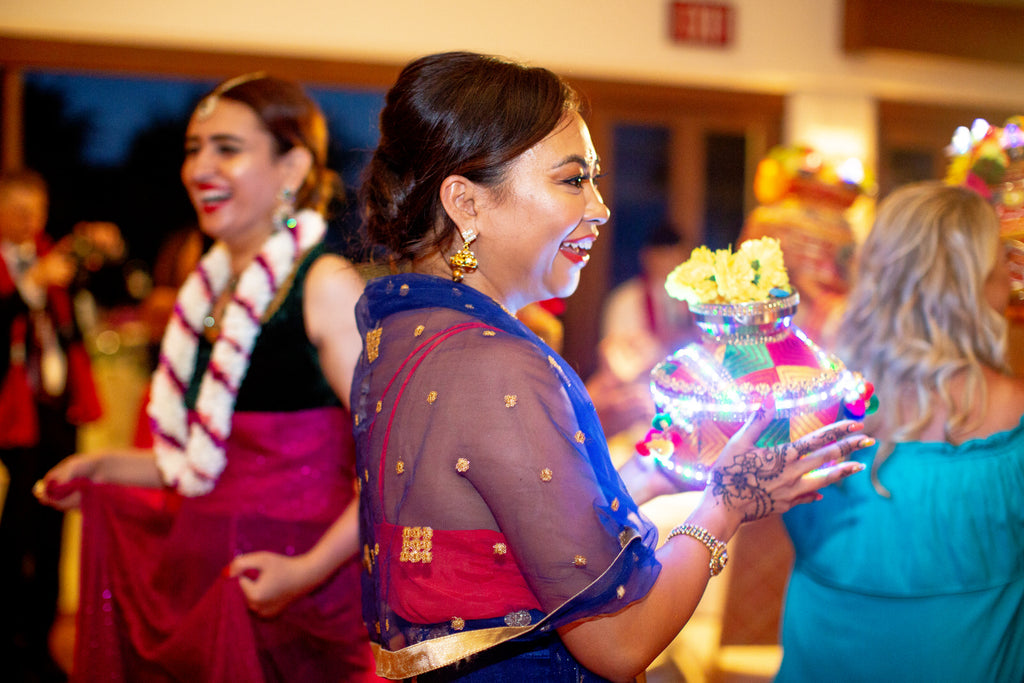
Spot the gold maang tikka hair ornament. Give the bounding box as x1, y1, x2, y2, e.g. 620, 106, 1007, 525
195, 71, 268, 120
448, 229, 478, 282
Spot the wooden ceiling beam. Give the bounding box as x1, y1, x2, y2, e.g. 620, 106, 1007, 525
844, 0, 1024, 65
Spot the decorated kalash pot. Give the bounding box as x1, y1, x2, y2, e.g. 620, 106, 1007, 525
636, 237, 875, 489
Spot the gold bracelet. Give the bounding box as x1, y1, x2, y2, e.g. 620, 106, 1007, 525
666, 523, 729, 577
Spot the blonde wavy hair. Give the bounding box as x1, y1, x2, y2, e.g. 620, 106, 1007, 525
835, 181, 1008, 493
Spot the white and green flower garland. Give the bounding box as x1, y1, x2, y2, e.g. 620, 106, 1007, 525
148, 210, 325, 496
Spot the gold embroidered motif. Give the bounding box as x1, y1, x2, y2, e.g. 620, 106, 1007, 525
396, 460, 405, 474
539, 468, 553, 482
610, 497, 620, 512
414, 324, 425, 336
616, 585, 626, 599
399, 284, 410, 296
375, 621, 381, 635
455, 458, 470, 473
354, 414, 360, 426
427, 390, 438, 404
482, 330, 496, 337
504, 394, 518, 408
363, 544, 373, 572
364, 468, 369, 482
464, 303, 475, 310
450, 617, 465, 631
493, 542, 508, 556
366, 326, 383, 363
575, 431, 586, 444
376, 400, 383, 413
399, 526, 433, 563
573, 555, 587, 568
374, 543, 380, 556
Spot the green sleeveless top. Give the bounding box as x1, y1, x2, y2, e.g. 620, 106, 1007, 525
186, 243, 340, 412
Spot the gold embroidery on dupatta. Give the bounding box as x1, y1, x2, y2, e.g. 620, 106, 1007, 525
366, 326, 383, 363
399, 526, 433, 563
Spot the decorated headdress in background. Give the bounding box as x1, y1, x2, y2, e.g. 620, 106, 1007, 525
945, 117, 1024, 240
753, 145, 873, 209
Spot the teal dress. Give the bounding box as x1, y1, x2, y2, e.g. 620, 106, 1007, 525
777, 417, 1024, 683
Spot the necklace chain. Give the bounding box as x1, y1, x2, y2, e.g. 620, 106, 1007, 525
201, 275, 241, 342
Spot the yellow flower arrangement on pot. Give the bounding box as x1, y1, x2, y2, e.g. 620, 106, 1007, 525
664, 237, 791, 305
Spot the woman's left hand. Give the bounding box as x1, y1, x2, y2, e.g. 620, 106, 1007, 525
706, 392, 870, 526
229, 551, 316, 618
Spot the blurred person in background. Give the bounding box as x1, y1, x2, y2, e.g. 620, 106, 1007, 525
738, 145, 867, 346
590, 222, 695, 462
778, 182, 1024, 682
36, 75, 380, 682
0, 168, 118, 682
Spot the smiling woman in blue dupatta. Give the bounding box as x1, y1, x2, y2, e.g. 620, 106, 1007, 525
352, 51, 873, 683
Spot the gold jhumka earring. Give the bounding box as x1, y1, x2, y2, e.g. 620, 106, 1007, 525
448, 229, 478, 282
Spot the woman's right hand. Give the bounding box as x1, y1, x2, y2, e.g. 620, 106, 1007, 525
702, 393, 871, 532
34, 453, 102, 510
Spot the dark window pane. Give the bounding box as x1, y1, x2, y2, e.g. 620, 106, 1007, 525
703, 133, 746, 251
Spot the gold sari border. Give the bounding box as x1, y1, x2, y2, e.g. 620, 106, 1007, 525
372, 623, 535, 679
373, 528, 647, 679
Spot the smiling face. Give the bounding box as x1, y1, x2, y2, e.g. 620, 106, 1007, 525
464, 112, 610, 312
181, 99, 294, 249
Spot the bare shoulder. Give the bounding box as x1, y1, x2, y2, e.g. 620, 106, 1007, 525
303, 253, 366, 343
305, 253, 364, 310
981, 367, 1024, 433
307, 252, 363, 292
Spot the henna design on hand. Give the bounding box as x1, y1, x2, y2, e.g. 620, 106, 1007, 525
709, 444, 789, 522
835, 438, 861, 460
793, 421, 861, 457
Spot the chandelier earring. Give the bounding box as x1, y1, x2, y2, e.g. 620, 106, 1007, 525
274, 187, 298, 230
448, 228, 478, 282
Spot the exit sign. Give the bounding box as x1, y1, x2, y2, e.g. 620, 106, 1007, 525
670, 2, 734, 47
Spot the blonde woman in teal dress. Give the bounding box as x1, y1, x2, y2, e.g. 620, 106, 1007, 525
778, 181, 1024, 682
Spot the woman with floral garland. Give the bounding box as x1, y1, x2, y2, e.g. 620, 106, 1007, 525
36, 74, 380, 681
352, 51, 874, 682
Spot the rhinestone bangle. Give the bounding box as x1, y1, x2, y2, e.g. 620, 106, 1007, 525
666, 523, 729, 577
